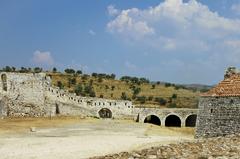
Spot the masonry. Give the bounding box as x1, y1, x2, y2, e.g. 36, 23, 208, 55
0, 72, 198, 127
196, 67, 240, 138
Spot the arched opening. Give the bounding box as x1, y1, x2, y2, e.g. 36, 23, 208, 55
185, 114, 197, 127
98, 108, 112, 118
1, 74, 7, 91
165, 114, 181, 127
144, 115, 161, 126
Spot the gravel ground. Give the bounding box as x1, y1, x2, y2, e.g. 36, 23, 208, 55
0, 119, 193, 159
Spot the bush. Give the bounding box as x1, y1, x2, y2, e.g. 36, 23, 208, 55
155, 97, 167, 105
74, 84, 83, 96
99, 94, 104, 98
148, 96, 153, 101
136, 96, 146, 104
57, 81, 64, 89
151, 84, 156, 89
121, 92, 128, 100
172, 93, 177, 99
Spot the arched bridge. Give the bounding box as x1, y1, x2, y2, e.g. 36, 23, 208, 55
136, 108, 198, 127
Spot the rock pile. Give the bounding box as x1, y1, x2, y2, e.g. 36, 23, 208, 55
90, 134, 240, 159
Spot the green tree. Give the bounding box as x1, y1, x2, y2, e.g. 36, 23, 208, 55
76, 70, 82, 75
74, 84, 83, 96
52, 67, 57, 73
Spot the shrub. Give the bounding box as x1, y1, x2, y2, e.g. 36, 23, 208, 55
74, 84, 83, 96
172, 93, 177, 99
121, 92, 128, 100
136, 96, 146, 104
57, 81, 64, 89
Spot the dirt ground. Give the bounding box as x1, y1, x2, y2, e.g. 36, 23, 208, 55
0, 117, 195, 159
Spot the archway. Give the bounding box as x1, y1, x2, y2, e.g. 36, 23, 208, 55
165, 114, 181, 127
185, 114, 197, 127
98, 108, 112, 118
1, 74, 7, 91
144, 115, 161, 126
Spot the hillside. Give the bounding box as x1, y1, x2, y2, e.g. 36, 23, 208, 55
48, 73, 204, 108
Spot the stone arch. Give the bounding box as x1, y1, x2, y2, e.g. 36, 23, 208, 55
165, 114, 181, 127
185, 114, 197, 127
1, 74, 7, 91
144, 115, 161, 126
98, 108, 112, 118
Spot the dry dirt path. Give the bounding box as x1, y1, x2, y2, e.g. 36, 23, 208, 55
0, 118, 194, 159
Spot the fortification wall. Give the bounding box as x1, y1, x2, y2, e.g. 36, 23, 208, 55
196, 97, 240, 138
0, 72, 135, 118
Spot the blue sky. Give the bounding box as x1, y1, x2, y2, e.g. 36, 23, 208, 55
1, 0, 240, 85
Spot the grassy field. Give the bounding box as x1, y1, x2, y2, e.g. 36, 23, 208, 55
48, 73, 200, 108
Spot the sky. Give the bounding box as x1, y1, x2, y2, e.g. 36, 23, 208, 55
1, 0, 240, 85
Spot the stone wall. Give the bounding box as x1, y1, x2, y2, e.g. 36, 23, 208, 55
136, 108, 197, 127
0, 72, 135, 119
195, 96, 240, 138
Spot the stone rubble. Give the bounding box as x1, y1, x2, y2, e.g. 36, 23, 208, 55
90, 134, 240, 159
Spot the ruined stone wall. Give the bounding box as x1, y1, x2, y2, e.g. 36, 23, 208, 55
0, 72, 49, 117
0, 72, 135, 119
195, 97, 240, 138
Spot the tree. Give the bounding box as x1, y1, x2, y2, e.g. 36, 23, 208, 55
165, 83, 172, 87
133, 87, 141, 95
64, 68, 75, 74
33, 67, 42, 73
110, 73, 116, 79
76, 70, 82, 75
52, 67, 57, 73
74, 84, 83, 96
3, 66, 12, 72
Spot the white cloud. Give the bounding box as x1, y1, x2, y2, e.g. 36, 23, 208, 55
107, 0, 240, 50
231, 3, 240, 15
88, 29, 96, 36
31, 50, 54, 66
107, 5, 119, 16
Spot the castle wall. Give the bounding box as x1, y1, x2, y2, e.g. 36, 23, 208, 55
0, 72, 49, 117
195, 97, 240, 138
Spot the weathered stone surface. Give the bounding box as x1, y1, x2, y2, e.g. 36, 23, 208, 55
90, 134, 240, 159
196, 96, 240, 138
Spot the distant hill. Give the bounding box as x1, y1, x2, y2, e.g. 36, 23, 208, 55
48, 72, 206, 109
